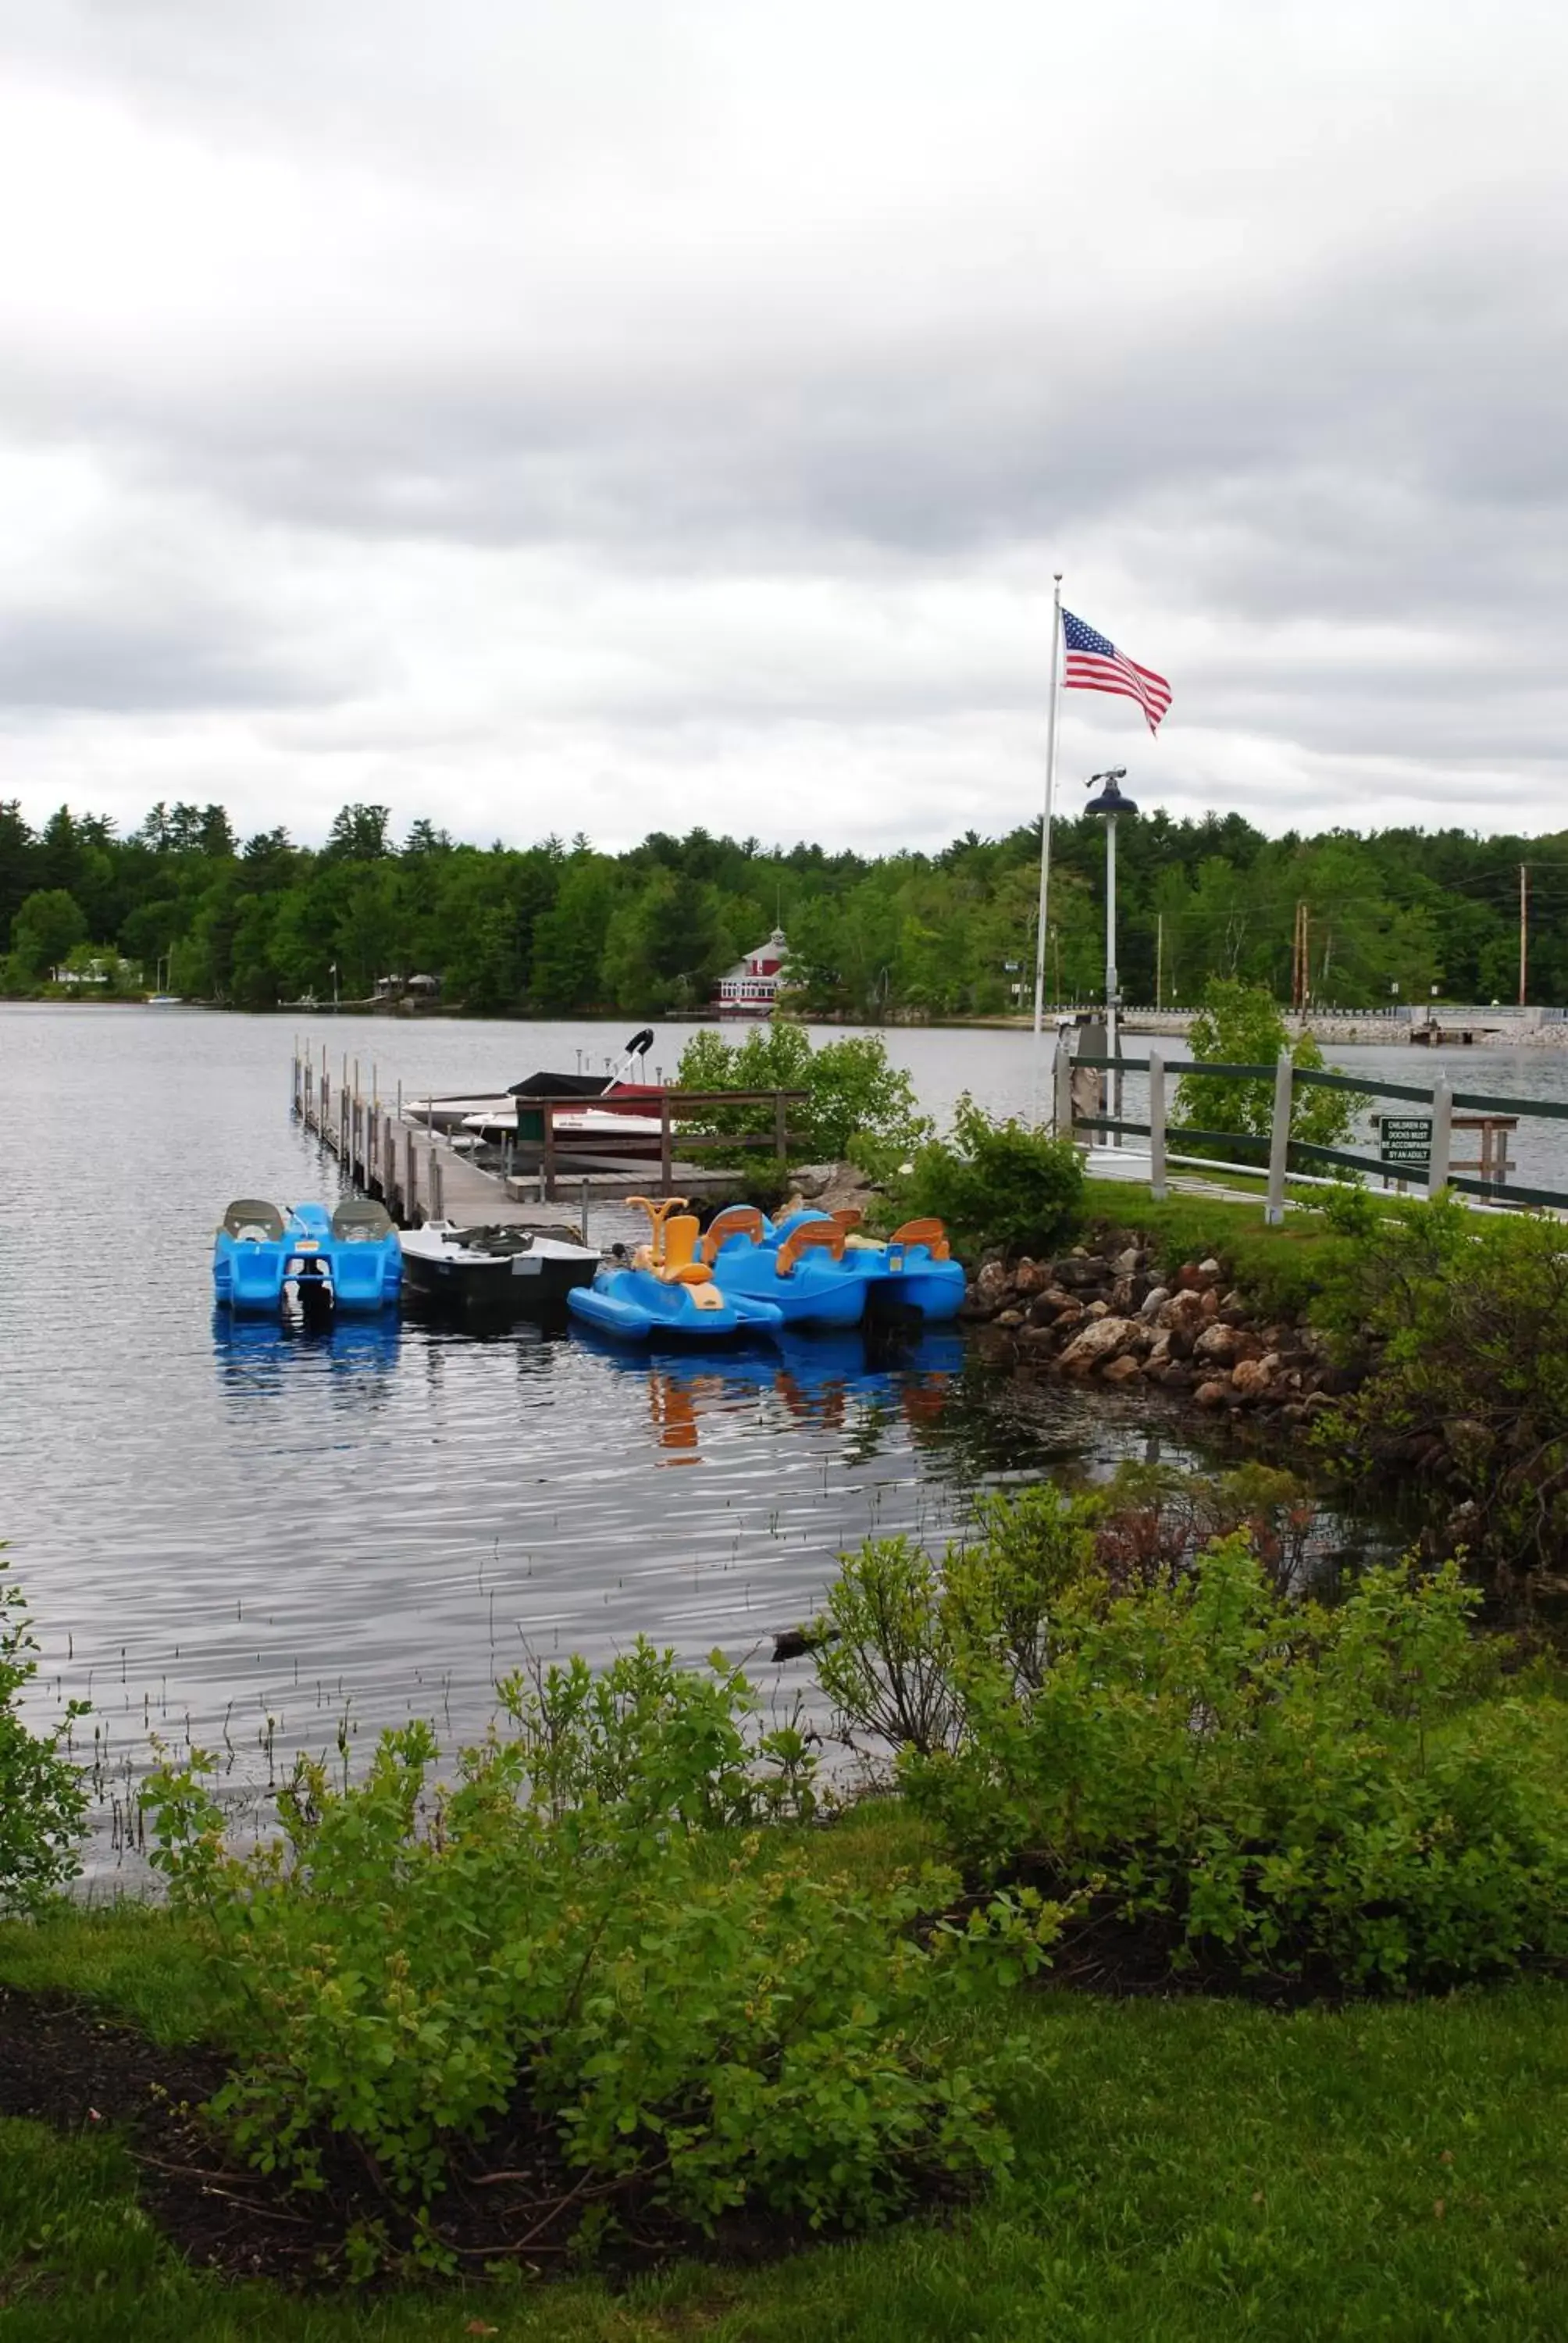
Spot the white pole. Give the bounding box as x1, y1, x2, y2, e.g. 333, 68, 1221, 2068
1030, 573, 1065, 1122
1148, 1045, 1167, 1200
1427, 1075, 1452, 1200
1265, 1048, 1294, 1225
1104, 812, 1119, 1146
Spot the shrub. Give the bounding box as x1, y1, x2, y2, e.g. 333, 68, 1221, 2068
901, 1540, 1568, 1988
890, 1096, 1084, 1260
0, 1567, 89, 1914
675, 1026, 930, 1167
810, 1495, 1568, 1989
1174, 979, 1360, 1165
142, 1642, 1060, 2269
1313, 1198, 1568, 1575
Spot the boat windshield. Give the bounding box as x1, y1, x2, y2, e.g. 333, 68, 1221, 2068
223, 1199, 285, 1243
330, 1200, 396, 1244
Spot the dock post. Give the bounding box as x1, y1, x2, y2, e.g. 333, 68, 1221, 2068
580, 1180, 590, 1246
773, 1089, 788, 1164
1148, 1047, 1167, 1201
429, 1145, 443, 1222
1053, 1032, 1073, 1138
1264, 1049, 1294, 1226
543, 1107, 557, 1201
1427, 1075, 1453, 1200
659, 1096, 673, 1194
404, 1128, 415, 1220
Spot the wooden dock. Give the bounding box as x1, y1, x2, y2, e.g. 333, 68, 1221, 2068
290, 1043, 806, 1232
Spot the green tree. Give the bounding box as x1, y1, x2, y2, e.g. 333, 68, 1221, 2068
9, 887, 87, 979
1174, 979, 1358, 1164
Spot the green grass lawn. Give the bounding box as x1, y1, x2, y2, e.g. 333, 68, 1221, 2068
4, 1865, 1566, 2343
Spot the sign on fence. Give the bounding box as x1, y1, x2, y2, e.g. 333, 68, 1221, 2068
1378, 1114, 1434, 1168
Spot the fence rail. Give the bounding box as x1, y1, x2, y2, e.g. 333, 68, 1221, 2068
1058, 1036, 1568, 1225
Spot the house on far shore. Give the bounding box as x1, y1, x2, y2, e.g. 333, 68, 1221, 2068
712, 928, 787, 1018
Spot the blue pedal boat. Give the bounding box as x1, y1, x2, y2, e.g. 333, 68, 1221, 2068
706, 1204, 965, 1325
212, 1197, 403, 1318
568, 1197, 783, 1344
702, 1204, 868, 1329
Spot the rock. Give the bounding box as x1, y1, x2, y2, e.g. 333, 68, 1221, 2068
1017, 1323, 1057, 1350
1161, 1289, 1206, 1333
975, 1260, 1013, 1310
996, 1308, 1025, 1328
1057, 1315, 1139, 1375
1084, 1299, 1109, 1321
1102, 1353, 1143, 1385
1199, 1288, 1221, 1319
1231, 1357, 1274, 1400
1110, 1276, 1135, 1312
1198, 1257, 1224, 1284
1013, 1258, 1049, 1296
1193, 1322, 1242, 1368
1052, 1298, 1085, 1333
1176, 1261, 1204, 1290
1301, 1391, 1335, 1419
1167, 1325, 1196, 1361
1028, 1291, 1066, 1326
1220, 1303, 1251, 1328
1139, 1285, 1171, 1321
1194, 1378, 1231, 1407
1219, 1289, 1247, 1314
1051, 1256, 1110, 1291
1279, 1402, 1307, 1426
1113, 1247, 1144, 1277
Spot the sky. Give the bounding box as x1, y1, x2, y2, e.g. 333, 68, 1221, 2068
1, 0, 1564, 856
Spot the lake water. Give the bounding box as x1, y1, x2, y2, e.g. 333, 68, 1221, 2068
0, 1006, 1177, 1863
4, 1004, 1562, 1867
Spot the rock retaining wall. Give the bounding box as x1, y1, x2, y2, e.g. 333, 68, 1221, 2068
962, 1236, 1358, 1424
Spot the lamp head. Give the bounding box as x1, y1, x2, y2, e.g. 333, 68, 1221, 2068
1084, 767, 1136, 819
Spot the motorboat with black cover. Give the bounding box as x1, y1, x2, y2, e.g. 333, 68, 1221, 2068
398, 1220, 600, 1321
406, 1029, 663, 1136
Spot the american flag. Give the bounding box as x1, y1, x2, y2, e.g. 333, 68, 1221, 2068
1061, 608, 1172, 735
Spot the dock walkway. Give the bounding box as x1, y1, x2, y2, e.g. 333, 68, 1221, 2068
290, 1043, 801, 1232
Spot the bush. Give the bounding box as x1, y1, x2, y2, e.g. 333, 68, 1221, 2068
0, 1568, 89, 1914
890, 1097, 1084, 1260
675, 1026, 930, 1167
1174, 979, 1360, 1165
907, 1542, 1568, 1988
1313, 1197, 1568, 1576
810, 1496, 1568, 1990
143, 1641, 1059, 2269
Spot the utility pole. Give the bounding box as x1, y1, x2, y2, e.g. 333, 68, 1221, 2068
1520, 864, 1529, 1007
1291, 899, 1310, 1014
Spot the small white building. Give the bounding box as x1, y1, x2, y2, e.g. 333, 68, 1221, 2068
713, 928, 788, 1016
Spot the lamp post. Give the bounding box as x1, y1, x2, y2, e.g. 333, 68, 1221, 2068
1085, 769, 1137, 1144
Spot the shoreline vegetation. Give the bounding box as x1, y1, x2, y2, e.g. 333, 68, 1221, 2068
9, 1054, 1568, 2330
5, 797, 1568, 1019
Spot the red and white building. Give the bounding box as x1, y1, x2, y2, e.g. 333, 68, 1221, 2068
713, 927, 788, 1017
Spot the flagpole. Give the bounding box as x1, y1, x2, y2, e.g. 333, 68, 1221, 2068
1030, 573, 1064, 1124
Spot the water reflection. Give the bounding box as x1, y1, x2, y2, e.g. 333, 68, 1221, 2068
212, 1311, 404, 1391
583, 1328, 966, 1464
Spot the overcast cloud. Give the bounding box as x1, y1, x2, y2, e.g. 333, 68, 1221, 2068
0, 0, 1563, 852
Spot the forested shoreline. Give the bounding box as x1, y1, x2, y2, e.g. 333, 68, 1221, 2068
3, 795, 1565, 1017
